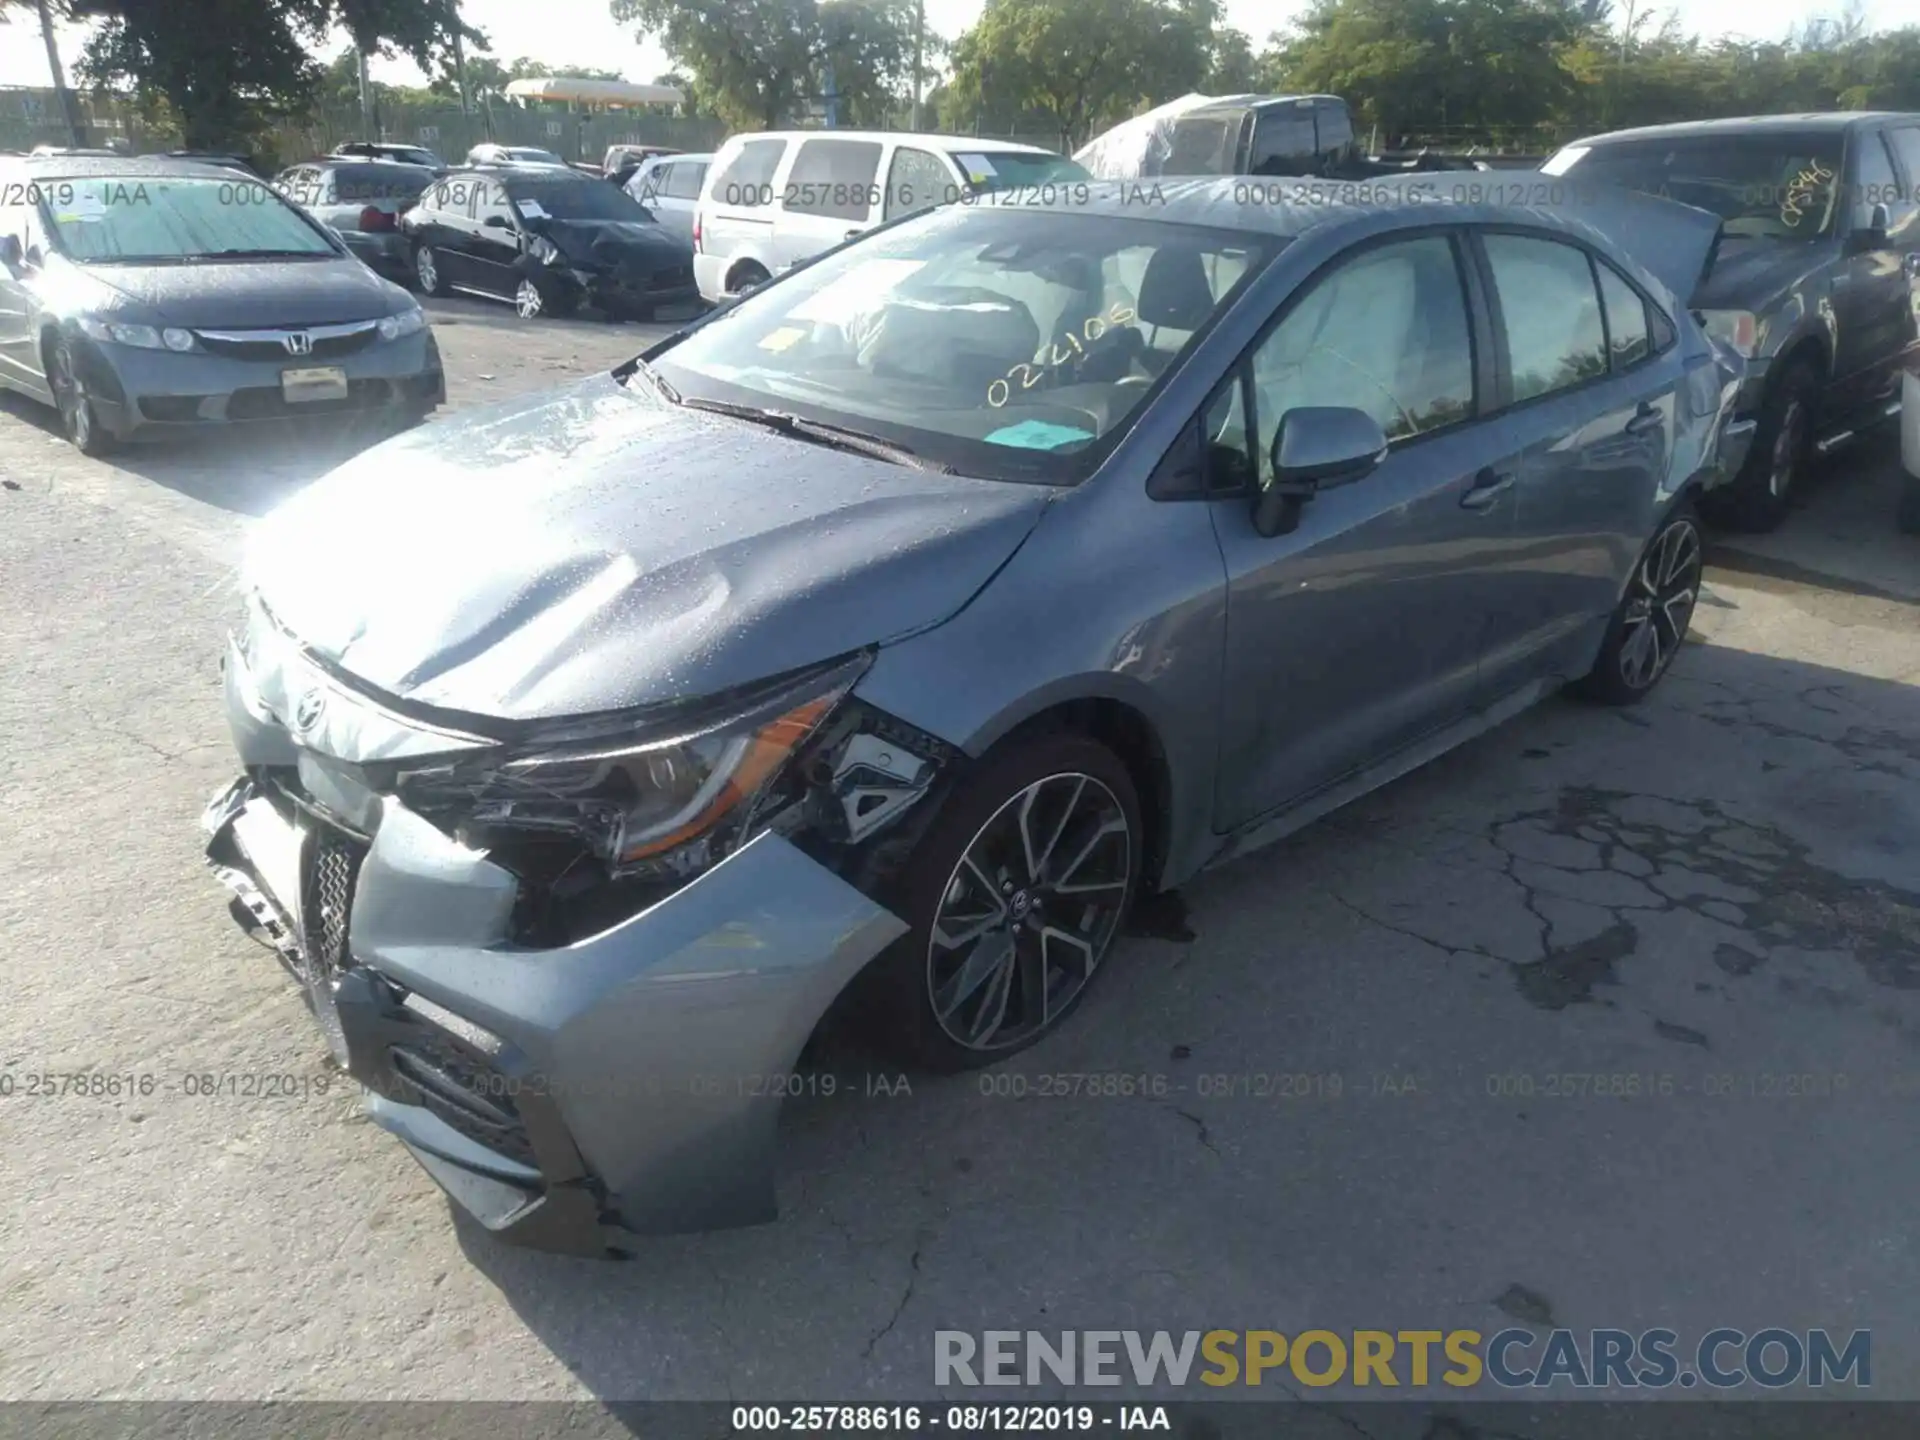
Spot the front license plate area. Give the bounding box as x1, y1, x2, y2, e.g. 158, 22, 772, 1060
282, 365, 348, 403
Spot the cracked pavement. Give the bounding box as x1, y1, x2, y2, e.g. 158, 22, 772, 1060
1, 298, 1917, 1406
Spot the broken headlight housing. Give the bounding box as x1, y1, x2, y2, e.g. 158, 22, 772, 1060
394, 654, 868, 882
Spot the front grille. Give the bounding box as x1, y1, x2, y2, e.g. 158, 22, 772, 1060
388, 1027, 538, 1169
301, 830, 365, 987
196, 328, 379, 362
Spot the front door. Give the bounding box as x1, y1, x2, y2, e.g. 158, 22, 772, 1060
1209, 231, 1523, 831
1832, 129, 1912, 416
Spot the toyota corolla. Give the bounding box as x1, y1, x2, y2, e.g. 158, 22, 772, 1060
203, 177, 1742, 1255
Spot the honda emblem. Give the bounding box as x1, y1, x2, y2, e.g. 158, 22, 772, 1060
282, 331, 313, 356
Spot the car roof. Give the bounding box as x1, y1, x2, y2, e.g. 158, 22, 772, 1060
1568, 112, 1916, 147
721, 130, 1056, 156
11, 154, 247, 178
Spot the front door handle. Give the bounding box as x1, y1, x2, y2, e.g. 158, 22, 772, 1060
1460, 466, 1515, 510
1624, 402, 1664, 435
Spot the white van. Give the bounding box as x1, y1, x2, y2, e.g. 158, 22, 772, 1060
691, 130, 1082, 302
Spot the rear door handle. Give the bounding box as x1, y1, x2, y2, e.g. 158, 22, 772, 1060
1624, 402, 1664, 435
1460, 466, 1515, 510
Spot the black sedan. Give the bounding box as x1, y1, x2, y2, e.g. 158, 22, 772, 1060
0, 156, 444, 453
274, 159, 438, 284
401, 167, 697, 320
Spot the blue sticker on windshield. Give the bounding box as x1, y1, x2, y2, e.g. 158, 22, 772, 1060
985, 420, 1094, 450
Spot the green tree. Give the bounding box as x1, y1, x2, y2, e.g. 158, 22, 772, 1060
610, 0, 922, 128
944, 0, 1211, 150
74, 0, 477, 151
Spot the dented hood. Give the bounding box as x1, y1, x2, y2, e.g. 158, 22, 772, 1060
246, 375, 1051, 723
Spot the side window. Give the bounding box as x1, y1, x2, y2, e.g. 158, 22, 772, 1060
1483, 233, 1607, 403
474, 182, 513, 226
1851, 130, 1899, 232
1249, 112, 1317, 176
784, 138, 882, 221
636, 163, 666, 201
1201, 373, 1255, 494
1595, 260, 1650, 370
663, 161, 705, 200
884, 146, 957, 220
1880, 127, 1920, 230
1247, 235, 1475, 477
710, 139, 784, 208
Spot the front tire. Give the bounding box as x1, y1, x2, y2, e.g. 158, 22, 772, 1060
860, 732, 1142, 1072
1706, 360, 1816, 533
47, 336, 114, 455
1572, 505, 1703, 705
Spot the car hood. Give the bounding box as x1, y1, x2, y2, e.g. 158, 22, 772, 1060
246, 375, 1053, 723
62, 256, 404, 326
1690, 236, 1833, 312
536, 218, 689, 266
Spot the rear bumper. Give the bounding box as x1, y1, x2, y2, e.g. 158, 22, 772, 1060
201, 631, 908, 1255
341, 232, 413, 280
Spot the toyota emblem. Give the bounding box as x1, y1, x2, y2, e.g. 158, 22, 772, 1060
282, 331, 313, 356
291, 688, 327, 733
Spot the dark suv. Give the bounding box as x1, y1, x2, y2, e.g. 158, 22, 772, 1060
1544, 113, 1920, 531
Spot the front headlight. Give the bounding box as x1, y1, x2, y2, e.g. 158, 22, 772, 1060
377, 305, 427, 341
75, 317, 196, 351
396, 655, 868, 880
1697, 309, 1760, 359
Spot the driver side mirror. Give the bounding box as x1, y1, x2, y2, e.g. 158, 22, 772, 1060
1848, 201, 1891, 254
0, 234, 20, 272
483, 214, 512, 229
1252, 406, 1389, 538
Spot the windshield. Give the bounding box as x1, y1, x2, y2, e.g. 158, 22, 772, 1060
39, 174, 336, 263
1544, 134, 1844, 240
508, 148, 563, 165
511, 181, 652, 223
953, 151, 1093, 190
650, 204, 1274, 483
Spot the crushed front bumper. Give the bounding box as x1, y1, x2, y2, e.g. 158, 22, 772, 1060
202, 635, 908, 1255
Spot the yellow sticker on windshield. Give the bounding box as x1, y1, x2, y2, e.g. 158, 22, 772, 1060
758, 326, 805, 353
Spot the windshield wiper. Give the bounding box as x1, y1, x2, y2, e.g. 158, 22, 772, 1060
199, 248, 330, 260
622, 356, 681, 404
680, 397, 954, 472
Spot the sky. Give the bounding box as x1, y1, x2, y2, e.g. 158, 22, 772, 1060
0, 0, 1903, 91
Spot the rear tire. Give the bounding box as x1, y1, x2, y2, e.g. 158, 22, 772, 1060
413, 244, 446, 297
856, 732, 1142, 1073
1572, 504, 1703, 705
1704, 360, 1816, 533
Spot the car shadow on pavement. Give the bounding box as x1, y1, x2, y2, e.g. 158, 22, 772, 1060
445, 618, 1920, 1403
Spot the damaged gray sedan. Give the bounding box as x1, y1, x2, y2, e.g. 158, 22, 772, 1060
204, 177, 1743, 1255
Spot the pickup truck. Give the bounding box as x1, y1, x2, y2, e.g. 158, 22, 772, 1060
1544, 113, 1920, 533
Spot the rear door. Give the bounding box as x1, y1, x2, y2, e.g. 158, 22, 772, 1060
701, 138, 785, 278
771, 137, 882, 271
1208, 229, 1521, 829
653, 159, 706, 240
1473, 229, 1678, 693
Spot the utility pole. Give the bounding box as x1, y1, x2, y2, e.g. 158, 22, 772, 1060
449, 0, 472, 115
909, 0, 924, 130
35, 0, 86, 149
357, 44, 375, 139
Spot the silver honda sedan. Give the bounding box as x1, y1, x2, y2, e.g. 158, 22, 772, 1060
203, 177, 1743, 1254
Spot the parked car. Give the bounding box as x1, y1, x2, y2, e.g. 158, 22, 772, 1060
205, 175, 1742, 1253
604, 143, 679, 188
162, 150, 266, 177
625, 150, 710, 242
330, 140, 447, 175
0, 156, 442, 453
693, 129, 1089, 302
402, 166, 696, 318
1077, 93, 1359, 178
1544, 112, 1920, 531
467, 143, 566, 168
274, 159, 437, 283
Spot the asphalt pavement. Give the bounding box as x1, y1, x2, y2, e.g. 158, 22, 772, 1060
1, 294, 1916, 1407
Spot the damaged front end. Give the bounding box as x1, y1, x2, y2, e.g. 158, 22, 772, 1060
202, 594, 953, 1255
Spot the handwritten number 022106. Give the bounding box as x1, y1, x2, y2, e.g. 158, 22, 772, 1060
986, 304, 1136, 408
